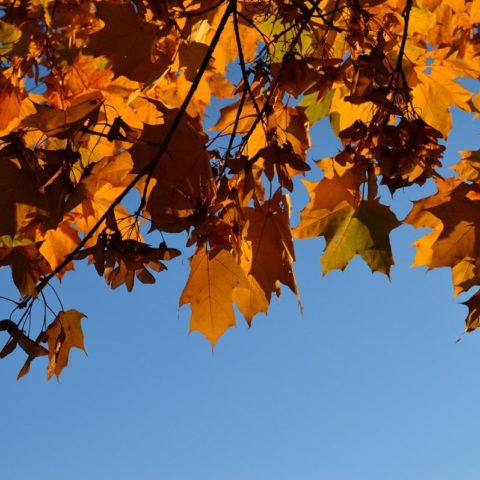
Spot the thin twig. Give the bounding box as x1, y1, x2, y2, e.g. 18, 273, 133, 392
395, 0, 413, 73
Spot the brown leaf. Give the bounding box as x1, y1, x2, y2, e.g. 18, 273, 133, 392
463, 290, 480, 332
241, 192, 298, 304
0, 150, 48, 239
0, 244, 52, 297
0, 77, 34, 136
86, 1, 169, 82
406, 179, 480, 271
45, 309, 87, 380
131, 113, 214, 233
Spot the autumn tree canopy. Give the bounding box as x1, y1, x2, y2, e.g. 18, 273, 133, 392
0, 0, 479, 379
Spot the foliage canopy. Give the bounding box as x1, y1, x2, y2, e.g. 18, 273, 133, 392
1, 0, 480, 379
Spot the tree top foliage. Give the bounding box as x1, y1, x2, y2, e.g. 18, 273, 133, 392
0, 0, 479, 379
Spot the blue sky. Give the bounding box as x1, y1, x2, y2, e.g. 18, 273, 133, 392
1, 107, 480, 479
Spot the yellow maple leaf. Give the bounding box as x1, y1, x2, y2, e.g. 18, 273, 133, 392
408, 68, 472, 138
22, 95, 103, 139
39, 217, 80, 277
329, 84, 374, 135
0, 244, 51, 297
451, 149, 480, 182
179, 247, 249, 346
452, 258, 480, 297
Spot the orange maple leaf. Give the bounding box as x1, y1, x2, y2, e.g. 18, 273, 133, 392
45, 309, 87, 380
180, 247, 249, 346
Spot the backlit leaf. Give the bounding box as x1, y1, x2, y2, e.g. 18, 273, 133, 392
45, 309, 87, 380
179, 247, 249, 346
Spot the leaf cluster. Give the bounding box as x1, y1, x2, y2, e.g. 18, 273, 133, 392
0, 0, 479, 378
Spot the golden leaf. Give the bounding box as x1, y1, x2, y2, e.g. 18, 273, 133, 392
39, 217, 80, 277
179, 247, 249, 346
408, 68, 472, 138
23, 96, 103, 138
406, 179, 480, 270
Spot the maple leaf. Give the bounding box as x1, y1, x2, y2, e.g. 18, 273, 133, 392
404, 176, 480, 332
227, 155, 265, 205
216, 5, 261, 71
249, 103, 311, 160
0, 20, 21, 55
0, 150, 48, 238
86, 1, 170, 83
407, 68, 472, 138
45, 309, 87, 380
405, 179, 480, 271
131, 113, 214, 233
68, 152, 136, 236
39, 218, 80, 277
320, 200, 400, 276
22, 96, 103, 139
43, 54, 113, 106
240, 192, 298, 304
255, 142, 311, 192
294, 162, 365, 239
0, 76, 35, 136
179, 247, 249, 346
329, 85, 374, 135
451, 149, 480, 182
452, 258, 480, 297
295, 161, 399, 275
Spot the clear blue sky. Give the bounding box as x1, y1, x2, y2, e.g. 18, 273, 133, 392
1, 107, 480, 479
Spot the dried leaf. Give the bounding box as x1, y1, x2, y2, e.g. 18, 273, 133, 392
45, 309, 87, 380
